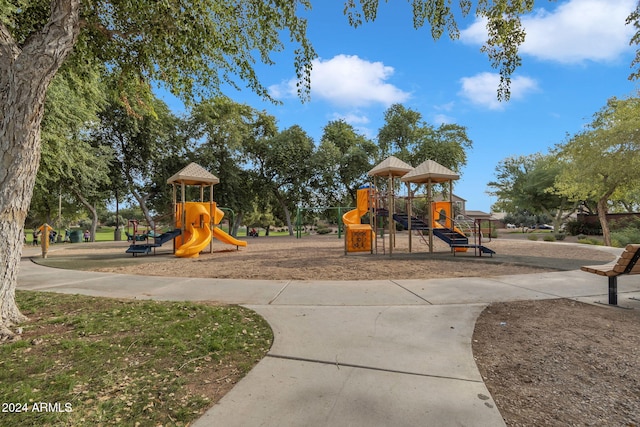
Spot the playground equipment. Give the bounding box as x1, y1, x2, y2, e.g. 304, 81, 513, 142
37, 223, 54, 258
125, 216, 183, 256
167, 162, 247, 258
347, 156, 495, 257
125, 219, 150, 242
343, 186, 376, 253
173, 202, 246, 258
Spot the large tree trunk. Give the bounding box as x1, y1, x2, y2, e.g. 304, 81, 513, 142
131, 189, 155, 229
0, 0, 80, 340
232, 211, 244, 237
597, 197, 612, 247
274, 192, 294, 236
74, 190, 99, 242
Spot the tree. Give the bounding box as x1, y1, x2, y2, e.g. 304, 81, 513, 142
188, 98, 277, 234
488, 154, 578, 230
247, 125, 317, 235
316, 120, 377, 205
92, 92, 184, 228
0, 0, 314, 339
32, 57, 109, 238
377, 104, 472, 171
555, 96, 640, 246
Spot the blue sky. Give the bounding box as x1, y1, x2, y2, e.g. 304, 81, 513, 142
158, 0, 638, 213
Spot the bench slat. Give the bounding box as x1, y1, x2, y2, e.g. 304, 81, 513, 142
582, 244, 640, 305
581, 265, 617, 276
582, 245, 640, 277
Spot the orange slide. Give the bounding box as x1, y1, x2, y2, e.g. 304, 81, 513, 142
432, 201, 468, 253
175, 202, 246, 258
343, 187, 374, 252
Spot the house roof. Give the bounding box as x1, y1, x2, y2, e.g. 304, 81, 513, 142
465, 210, 492, 218
368, 156, 413, 177
401, 160, 459, 184
432, 193, 467, 202
166, 162, 220, 185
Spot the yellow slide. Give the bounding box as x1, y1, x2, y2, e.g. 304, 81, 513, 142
212, 206, 247, 247
175, 203, 213, 258
212, 227, 247, 247
176, 203, 247, 257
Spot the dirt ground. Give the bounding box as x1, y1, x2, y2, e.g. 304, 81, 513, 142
33, 232, 640, 426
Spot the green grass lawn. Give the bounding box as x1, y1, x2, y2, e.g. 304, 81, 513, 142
1, 291, 272, 426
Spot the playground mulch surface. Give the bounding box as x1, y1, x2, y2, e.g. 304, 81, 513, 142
34, 232, 615, 280
29, 234, 640, 425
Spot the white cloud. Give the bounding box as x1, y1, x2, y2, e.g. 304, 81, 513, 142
459, 72, 538, 110
432, 114, 454, 125
268, 79, 297, 99
331, 112, 371, 125
269, 54, 411, 107
432, 102, 456, 123
460, 0, 635, 64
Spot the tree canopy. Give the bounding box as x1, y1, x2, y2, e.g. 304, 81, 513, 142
555, 96, 640, 245
316, 120, 377, 205
377, 103, 472, 172
488, 153, 577, 230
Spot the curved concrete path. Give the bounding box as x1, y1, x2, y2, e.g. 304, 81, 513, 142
17, 246, 640, 427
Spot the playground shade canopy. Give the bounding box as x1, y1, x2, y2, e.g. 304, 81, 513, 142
167, 162, 220, 185
400, 159, 459, 184
368, 156, 413, 177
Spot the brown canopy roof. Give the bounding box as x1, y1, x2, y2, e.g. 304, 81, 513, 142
167, 162, 219, 186
368, 156, 413, 177
401, 160, 459, 184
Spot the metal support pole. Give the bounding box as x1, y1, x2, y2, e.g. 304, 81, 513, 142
389, 172, 394, 255
407, 183, 412, 253
428, 179, 433, 253
608, 276, 618, 305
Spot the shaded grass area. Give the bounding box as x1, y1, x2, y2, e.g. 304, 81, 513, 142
1, 291, 272, 426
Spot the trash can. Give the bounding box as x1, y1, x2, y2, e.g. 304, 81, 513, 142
70, 230, 83, 243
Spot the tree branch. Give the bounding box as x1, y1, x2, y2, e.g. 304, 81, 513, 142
17, 0, 81, 83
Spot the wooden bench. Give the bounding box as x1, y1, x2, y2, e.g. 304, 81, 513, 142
581, 244, 640, 305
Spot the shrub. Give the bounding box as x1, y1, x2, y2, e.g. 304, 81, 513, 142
316, 226, 331, 235
611, 227, 640, 247
554, 233, 566, 241
543, 234, 556, 242
527, 234, 539, 241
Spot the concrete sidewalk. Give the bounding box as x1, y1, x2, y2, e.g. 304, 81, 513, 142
17, 252, 640, 427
